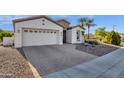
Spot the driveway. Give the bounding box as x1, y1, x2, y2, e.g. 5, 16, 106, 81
22, 44, 97, 76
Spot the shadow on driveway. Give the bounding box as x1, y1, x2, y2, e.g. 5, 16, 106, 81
16, 48, 27, 60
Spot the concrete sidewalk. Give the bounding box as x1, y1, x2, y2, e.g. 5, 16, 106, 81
43, 47, 124, 78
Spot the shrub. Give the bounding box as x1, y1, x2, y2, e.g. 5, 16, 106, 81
0, 32, 13, 41
85, 40, 98, 45
106, 31, 121, 45
102, 37, 108, 43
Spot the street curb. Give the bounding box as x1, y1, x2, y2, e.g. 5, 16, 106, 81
28, 62, 41, 78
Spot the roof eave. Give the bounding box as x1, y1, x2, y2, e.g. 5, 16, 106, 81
13, 15, 64, 28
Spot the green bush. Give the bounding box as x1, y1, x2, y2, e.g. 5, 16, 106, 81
102, 37, 108, 43
106, 31, 121, 45
0, 32, 13, 41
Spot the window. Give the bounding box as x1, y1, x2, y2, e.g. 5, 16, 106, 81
42, 19, 45, 25
42, 23, 45, 25
24, 30, 28, 32
34, 31, 37, 33
42, 19, 45, 22
77, 30, 80, 41
29, 30, 33, 32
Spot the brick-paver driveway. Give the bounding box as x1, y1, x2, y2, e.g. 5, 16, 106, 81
22, 44, 97, 76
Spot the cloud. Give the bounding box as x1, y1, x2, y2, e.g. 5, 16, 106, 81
0, 15, 31, 25
12, 15, 31, 19
0, 16, 12, 25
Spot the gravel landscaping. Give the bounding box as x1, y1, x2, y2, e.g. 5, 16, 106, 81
0, 46, 34, 78
76, 43, 119, 56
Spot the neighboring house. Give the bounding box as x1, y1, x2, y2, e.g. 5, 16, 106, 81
13, 16, 84, 48
120, 33, 124, 42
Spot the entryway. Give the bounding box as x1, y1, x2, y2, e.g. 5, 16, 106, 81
63, 30, 66, 43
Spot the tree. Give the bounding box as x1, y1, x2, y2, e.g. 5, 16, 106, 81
106, 31, 121, 45
95, 27, 107, 41
80, 17, 96, 40
0, 31, 13, 41
0, 29, 3, 32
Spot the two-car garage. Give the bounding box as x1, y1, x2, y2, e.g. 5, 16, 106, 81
22, 28, 59, 46
13, 16, 63, 48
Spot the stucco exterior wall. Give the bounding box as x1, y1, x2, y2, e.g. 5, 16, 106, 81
14, 18, 63, 48
66, 30, 72, 43
14, 28, 22, 48
67, 27, 84, 44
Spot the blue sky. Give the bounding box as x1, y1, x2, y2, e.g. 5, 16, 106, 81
0, 15, 124, 34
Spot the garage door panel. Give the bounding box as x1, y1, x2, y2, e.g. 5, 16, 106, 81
22, 31, 58, 46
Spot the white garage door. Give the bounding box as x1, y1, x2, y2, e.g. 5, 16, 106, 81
22, 29, 59, 46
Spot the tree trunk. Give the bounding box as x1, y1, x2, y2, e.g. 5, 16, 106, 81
88, 27, 90, 40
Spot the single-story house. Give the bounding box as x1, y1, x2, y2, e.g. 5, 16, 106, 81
13, 16, 84, 48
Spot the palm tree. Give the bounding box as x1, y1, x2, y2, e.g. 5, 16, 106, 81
80, 17, 96, 40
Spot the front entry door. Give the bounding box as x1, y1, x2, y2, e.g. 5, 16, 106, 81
63, 30, 66, 43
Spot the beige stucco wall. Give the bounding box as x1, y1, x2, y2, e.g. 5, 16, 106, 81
66, 27, 84, 44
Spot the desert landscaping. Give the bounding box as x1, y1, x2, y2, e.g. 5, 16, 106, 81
76, 43, 119, 56
0, 46, 34, 78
